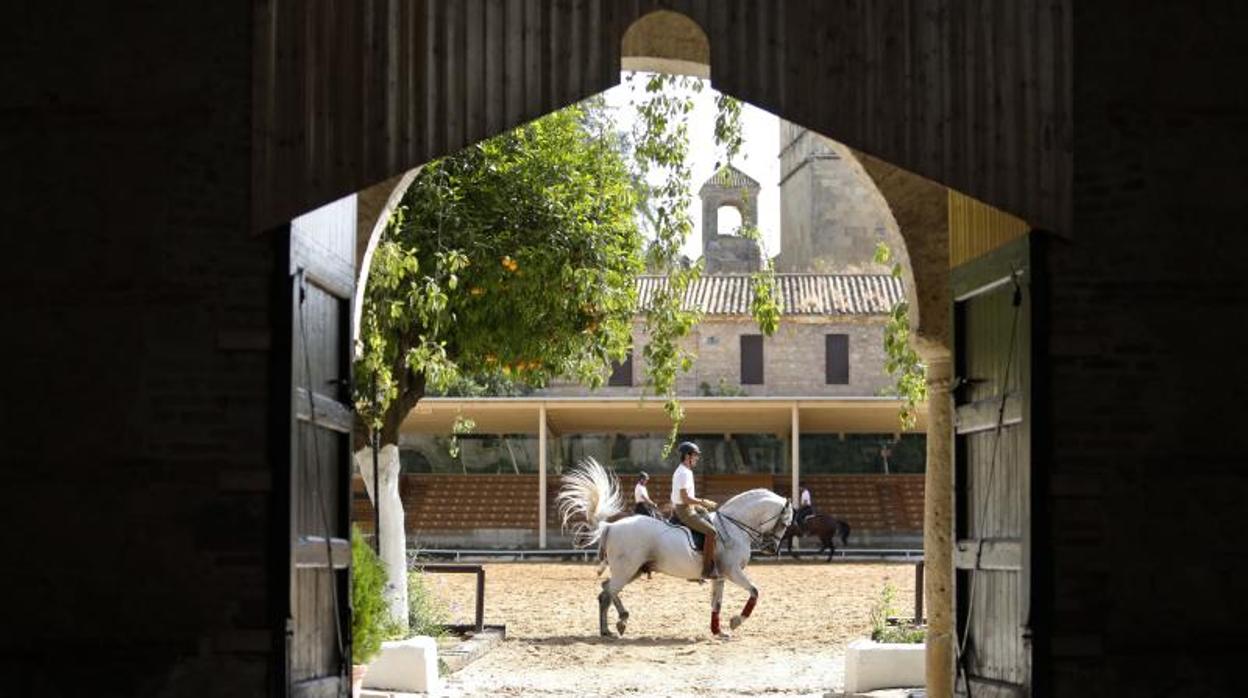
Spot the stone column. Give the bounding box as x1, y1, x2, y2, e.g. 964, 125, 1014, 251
790, 403, 801, 505
923, 353, 955, 697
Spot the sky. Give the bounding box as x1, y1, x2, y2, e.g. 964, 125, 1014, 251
600, 73, 781, 260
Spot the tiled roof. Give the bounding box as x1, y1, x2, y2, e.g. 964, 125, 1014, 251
635, 274, 904, 316
699, 164, 760, 192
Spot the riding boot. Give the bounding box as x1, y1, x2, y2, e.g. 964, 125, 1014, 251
702, 533, 720, 579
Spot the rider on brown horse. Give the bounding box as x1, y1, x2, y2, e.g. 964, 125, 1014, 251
633, 471, 659, 518
796, 482, 814, 526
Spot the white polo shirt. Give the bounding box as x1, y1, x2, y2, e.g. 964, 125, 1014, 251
634, 482, 651, 504
671, 464, 695, 505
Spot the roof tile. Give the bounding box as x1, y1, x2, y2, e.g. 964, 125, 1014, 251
635, 274, 903, 316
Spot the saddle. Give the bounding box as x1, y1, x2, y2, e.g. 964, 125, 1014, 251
666, 512, 707, 551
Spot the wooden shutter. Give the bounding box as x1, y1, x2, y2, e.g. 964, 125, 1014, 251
608, 351, 633, 386
825, 334, 849, 384
740, 334, 764, 385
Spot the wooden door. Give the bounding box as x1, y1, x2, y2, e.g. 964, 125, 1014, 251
952, 234, 1045, 697
282, 195, 357, 697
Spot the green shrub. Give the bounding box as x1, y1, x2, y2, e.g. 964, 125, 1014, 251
351, 527, 392, 664
869, 582, 926, 644
874, 622, 927, 644
407, 570, 448, 638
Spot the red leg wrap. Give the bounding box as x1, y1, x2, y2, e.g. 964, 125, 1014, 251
742, 595, 758, 618
711, 611, 721, 635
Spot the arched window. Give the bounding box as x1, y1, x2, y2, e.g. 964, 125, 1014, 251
716, 205, 743, 236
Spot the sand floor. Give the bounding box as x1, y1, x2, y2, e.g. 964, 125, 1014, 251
416, 560, 918, 697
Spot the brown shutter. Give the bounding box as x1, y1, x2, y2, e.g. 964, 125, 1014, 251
608, 350, 633, 386
740, 334, 764, 385
826, 334, 849, 384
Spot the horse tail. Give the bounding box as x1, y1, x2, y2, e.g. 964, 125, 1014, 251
555, 457, 624, 548
839, 520, 851, 547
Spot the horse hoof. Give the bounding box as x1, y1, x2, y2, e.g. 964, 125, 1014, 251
729, 615, 743, 630
616, 621, 627, 635
715, 631, 732, 640
600, 630, 614, 638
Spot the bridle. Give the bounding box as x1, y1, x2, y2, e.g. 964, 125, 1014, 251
717, 499, 793, 553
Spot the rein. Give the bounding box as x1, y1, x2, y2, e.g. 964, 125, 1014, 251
716, 500, 791, 547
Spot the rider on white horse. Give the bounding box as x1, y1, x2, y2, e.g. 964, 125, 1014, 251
671, 442, 720, 579
556, 457, 794, 638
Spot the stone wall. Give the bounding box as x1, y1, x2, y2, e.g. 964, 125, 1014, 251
703, 236, 763, 274
776, 123, 899, 275
540, 316, 890, 398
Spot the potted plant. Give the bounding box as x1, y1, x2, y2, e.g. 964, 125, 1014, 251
351, 526, 390, 698
844, 582, 926, 693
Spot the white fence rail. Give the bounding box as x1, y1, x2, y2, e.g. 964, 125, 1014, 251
410, 547, 923, 563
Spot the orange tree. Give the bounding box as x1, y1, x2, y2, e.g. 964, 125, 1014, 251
356, 78, 777, 451
355, 102, 643, 448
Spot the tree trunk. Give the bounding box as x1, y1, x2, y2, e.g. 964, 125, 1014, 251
353, 369, 425, 452
353, 369, 426, 631
354, 443, 407, 630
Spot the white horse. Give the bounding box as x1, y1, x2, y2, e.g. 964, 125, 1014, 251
557, 458, 794, 638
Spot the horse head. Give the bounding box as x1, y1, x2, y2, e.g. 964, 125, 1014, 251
762, 497, 795, 556
719, 489, 794, 556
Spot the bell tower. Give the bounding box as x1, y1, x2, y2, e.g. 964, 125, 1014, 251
699, 165, 763, 273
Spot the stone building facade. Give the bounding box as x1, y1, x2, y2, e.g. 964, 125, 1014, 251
540, 162, 902, 400
404, 161, 911, 483
537, 278, 898, 399
776, 121, 906, 275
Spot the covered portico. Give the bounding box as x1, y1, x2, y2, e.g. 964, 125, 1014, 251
402, 396, 927, 548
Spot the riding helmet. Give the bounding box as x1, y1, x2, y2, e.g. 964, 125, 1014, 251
677, 441, 701, 458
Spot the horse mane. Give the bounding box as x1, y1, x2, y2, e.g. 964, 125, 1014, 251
719, 488, 783, 515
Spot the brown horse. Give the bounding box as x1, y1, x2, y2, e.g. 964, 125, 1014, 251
780, 513, 851, 562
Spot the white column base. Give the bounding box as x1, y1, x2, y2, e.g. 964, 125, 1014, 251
844, 638, 926, 693
362, 636, 440, 694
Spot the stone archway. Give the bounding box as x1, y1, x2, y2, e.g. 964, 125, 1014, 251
353, 169, 420, 348
350, 9, 946, 353
345, 9, 957, 690
620, 9, 711, 79
351, 9, 718, 331
851, 150, 951, 352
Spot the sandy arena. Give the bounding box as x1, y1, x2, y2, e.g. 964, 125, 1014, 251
419, 560, 918, 697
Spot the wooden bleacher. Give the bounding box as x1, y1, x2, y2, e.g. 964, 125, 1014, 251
353, 472, 925, 540
352, 474, 541, 532
774, 474, 925, 534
